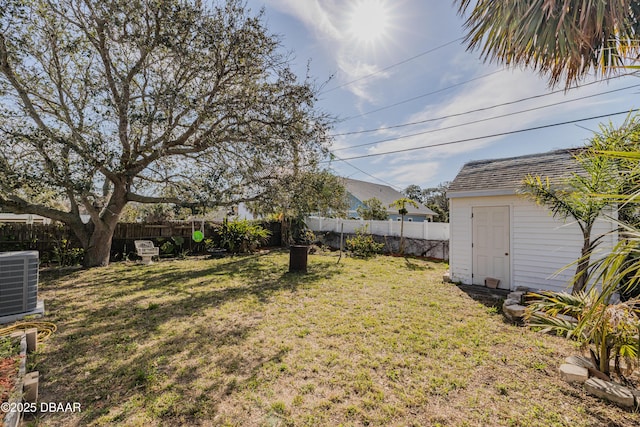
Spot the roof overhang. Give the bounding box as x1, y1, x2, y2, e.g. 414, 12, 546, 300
447, 188, 516, 199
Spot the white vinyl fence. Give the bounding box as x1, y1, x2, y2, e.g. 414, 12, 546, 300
306, 217, 449, 241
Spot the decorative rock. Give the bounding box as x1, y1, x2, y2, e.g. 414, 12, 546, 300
630, 389, 640, 408
565, 355, 594, 369
503, 298, 520, 307
559, 363, 589, 383
609, 358, 630, 375
443, 272, 451, 283
503, 304, 526, 319
584, 378, 635, 408
555, 313, 577, 323
507, 291, 524, 302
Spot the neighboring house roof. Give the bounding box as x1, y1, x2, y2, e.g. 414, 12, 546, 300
342, 177, 436, 216
448, 148, 584, 198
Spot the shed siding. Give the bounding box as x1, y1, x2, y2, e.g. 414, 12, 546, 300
449, 198, 472, 284
511, 200, 580, 292
449, 194, 617, 292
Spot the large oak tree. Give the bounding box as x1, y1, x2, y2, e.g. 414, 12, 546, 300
0, 0, 331, 266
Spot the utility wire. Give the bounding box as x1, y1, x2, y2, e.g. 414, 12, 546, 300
331, 83, 640, 152
331, 154, 402, 190
320, 37, 464, 95
324, 109, 639, 163
331, 72, 640, 137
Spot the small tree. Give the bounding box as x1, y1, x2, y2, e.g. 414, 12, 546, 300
404, 182, 450, 222
521, 149, 617, 294
248, 169, 348, 245
389, 197, 419, 255
356, 197, 388, 220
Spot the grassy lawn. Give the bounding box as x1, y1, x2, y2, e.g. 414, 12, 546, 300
29, 250, 639, 426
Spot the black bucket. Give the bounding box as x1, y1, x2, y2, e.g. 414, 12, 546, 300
289, 245, 308, 273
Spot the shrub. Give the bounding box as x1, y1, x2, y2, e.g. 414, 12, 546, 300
346, 226, 383, 258
52, 238, 84, 266
220, 218, 270, 254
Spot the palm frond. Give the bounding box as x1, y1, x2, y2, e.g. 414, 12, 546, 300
526, 311, 578, 338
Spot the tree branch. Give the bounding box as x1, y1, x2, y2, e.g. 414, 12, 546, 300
126, 193, 183, 204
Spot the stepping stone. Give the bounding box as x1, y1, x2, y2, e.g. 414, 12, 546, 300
559, 363, 589, 383
565, 355, 594, 369
584, 378, 635, 408
503, 304, 526, 319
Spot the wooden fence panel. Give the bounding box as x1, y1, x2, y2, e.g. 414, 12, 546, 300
0, 220, 282, 262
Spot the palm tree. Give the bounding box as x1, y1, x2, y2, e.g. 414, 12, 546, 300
389, 197, 419, 255
521, 147, 617, 293
455, 0, 640, 87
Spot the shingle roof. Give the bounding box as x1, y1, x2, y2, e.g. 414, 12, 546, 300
342, 177, 437, 216
448, 149, 584, 194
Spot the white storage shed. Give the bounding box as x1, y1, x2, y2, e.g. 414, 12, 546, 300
447, 149, 617, 293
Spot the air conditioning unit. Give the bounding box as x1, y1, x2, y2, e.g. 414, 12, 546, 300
0, 251, 39, 317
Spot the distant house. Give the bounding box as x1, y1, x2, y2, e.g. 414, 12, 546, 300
447, 149, 617, 292
0, 213, 51, 224
342, 177, 436, 222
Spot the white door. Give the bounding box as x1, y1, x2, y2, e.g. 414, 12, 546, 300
472, 206, 510, 289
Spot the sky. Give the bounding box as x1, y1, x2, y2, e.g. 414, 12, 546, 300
245, 0, 640, 192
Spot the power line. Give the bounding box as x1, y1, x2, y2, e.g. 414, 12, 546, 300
331, 72, 640, 137
331, 154, 402, 191
319, 37, 464, 95
323, 109, 639, 163
330, 83, 640, 152
337, 68, 507, 122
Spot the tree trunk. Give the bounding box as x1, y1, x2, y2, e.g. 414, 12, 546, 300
399, 215, 405, 255
83, 224, 117, 267
80, 187, 127, 267
572, 228, 593, 294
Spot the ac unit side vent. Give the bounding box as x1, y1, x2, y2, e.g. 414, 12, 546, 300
0, 251, 39, 316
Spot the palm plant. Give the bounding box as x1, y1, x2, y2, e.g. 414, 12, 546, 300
526, 117, 640, 379
520, 148, 618, 293
455, 0, 640, 88
389, 197, 419, 255
526, 290, 640, 378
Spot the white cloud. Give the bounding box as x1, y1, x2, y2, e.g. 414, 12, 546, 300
264, 0, 391, 103
265, 0, 342, 39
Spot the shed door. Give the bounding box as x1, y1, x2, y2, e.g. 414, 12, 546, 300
472, 206, 510, 289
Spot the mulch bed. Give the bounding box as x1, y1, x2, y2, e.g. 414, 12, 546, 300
0, 338, 21, 425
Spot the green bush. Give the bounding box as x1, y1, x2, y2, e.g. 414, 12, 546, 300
220, 218, 270, 254
346, 226, 383, 258
52, 238, 85, 266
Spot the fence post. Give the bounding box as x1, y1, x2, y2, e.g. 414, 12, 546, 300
423, 221, 428, 240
